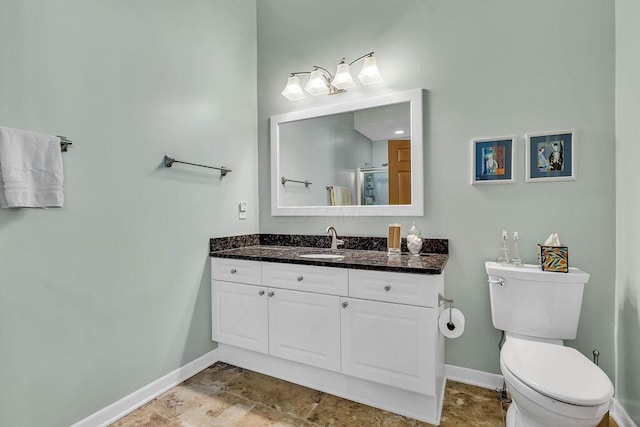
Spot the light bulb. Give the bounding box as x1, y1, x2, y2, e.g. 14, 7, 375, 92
281, 75, 305, 101
357, 55, 383, 85
331, 63, 356, 90
304, 69, 330, 96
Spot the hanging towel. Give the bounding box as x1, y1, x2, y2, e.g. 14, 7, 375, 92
330, 186, 352, 206
0, 127, 64, 208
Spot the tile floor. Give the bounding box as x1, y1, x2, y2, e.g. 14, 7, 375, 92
112, 362, 614, 427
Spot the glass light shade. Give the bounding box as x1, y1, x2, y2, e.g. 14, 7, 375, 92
357, 56, 383, 85
304, 69, 330, 96
331, 63, 356, 90
281, 76, 305, 101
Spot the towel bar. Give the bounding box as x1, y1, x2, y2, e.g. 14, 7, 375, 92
281, 176, 311, 188
164, 155, 231, 177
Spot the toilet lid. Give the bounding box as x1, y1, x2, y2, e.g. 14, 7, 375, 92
501, 339, 613, 406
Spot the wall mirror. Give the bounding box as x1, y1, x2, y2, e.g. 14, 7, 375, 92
271, 89, 423, 216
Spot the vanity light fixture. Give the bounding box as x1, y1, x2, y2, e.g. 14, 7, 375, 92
281, 52, 383, 101
394, 130, 405, 135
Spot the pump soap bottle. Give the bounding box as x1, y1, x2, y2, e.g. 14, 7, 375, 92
511, 232, 523, 266
497, 230, 510, 264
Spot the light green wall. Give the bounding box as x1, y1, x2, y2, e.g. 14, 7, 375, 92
615, 0, 640, 423
258, 0, 616, 377
0, 1, 258, 426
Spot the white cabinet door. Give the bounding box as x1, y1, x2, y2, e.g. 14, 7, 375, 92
340, 297, 437, 395
268, 288, 341, 372
212, 280, 268, 354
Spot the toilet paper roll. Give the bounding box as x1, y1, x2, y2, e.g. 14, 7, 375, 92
439, 308, 465, 338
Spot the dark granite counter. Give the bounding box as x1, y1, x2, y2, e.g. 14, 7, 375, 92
209, 234, 448, 275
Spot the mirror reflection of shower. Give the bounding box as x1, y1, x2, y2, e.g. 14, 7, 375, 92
358, 165, 389, 205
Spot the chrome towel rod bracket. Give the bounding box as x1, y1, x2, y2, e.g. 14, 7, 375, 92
58, 136, 72, 152
164, 155, 231, 177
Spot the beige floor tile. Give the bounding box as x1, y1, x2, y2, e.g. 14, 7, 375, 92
446, 380, 500, 402
184, 362, 244, 389
307, 393, 436, 427
150, 383, 255, 425
440, 387, 504, 427
113, 364, 510, 427
596, 412, 618, 427
222, 370, 324, 418
109, 407, 180, 427
610, 414, 619, 427
234, 403, 321, 427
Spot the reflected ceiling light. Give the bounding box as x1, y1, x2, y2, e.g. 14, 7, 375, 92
394, 130, 405, 135
281, 52, 383, 101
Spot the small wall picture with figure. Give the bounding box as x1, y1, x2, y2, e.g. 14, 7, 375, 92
471, 136, 515, 185
526, 130, 576, 182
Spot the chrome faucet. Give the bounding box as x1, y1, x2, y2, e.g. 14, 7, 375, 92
326, 226, 344, 250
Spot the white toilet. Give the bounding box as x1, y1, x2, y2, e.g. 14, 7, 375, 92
486, 262, 614, 427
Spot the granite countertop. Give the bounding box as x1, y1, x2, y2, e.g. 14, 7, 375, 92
211, 245, 448, 275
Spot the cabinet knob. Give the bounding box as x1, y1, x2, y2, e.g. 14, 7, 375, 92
384, 285, 391, 291
268, 291, 275, 297
297, 275, 304, 281
230, 268, 237, 274
342, 301, 348, 308
258, 290, 265, 296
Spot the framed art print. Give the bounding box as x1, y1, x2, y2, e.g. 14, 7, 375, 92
525, 129, 576, 182
471, 136, 515, 185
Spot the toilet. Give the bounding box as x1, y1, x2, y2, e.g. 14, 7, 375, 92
486, 262, 614, 427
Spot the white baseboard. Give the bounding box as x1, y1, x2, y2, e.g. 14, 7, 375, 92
611, 397, 639, 427
71, 349, 220, 427
445, 364, 504, 391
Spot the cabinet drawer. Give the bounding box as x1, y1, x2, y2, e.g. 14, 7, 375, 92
212, 258, 261, 285
262, 263, 348, 296
349, 269, 443, 307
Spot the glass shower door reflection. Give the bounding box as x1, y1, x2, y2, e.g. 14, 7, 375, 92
358, 167, 389, 206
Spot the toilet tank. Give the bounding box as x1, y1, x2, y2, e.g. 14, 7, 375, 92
486, 262, 590, 340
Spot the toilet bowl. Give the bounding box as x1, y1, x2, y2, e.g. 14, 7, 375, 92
500, 337, 613, 427
486, 262, 615, 427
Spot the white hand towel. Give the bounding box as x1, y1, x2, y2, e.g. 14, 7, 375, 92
0, 127, 64, 208
330, 186, 352, 206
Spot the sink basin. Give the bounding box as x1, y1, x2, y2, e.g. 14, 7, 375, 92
298, 253, 345, 260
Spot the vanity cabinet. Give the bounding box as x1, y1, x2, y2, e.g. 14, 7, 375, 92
211, 257, 445, 425
211, 260, 343, 371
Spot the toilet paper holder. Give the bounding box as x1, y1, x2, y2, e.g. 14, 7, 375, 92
438, 294, 456, 331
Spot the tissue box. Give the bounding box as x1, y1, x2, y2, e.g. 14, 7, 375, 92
538, 244, 569, 273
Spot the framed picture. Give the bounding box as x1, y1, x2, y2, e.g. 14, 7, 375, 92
471, 136, 515, 185
525, 129, 576, 182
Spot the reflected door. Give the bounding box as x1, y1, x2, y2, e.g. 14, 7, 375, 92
388, 140, 412, 205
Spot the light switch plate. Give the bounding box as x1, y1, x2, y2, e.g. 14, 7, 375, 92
239, 201, 248, 220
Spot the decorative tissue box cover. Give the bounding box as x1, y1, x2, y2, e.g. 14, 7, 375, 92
538, 244, 569, 273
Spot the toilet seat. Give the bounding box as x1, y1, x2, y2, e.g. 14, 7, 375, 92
501, 338, 613, 406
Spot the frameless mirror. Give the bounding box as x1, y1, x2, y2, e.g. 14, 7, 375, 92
271, 89, 423, 216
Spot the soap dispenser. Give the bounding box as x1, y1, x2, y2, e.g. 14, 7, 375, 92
511, 232, 523, 266
497, 230, 510, 264
407, 222, 423, 255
